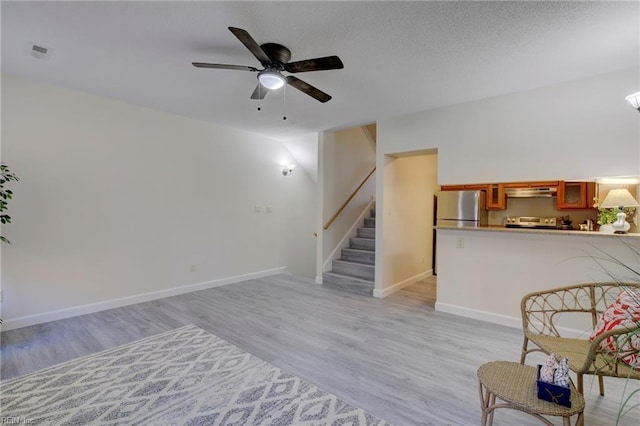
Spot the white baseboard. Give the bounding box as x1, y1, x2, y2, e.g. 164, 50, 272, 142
435, 302, 522, 329
434, 302, 586, 338
2, 266, 287, 331
315, 276, 323, 284
373, 269, 433, 298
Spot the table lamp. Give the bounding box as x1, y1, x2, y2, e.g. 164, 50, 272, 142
600, 188, 640, 234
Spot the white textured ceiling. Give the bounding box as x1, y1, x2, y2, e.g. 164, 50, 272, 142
2, 1, 639, 142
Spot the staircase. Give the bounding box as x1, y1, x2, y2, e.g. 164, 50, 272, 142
323, 207, 375, 296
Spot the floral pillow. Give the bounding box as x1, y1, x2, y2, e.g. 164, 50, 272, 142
589, 289, 640, 369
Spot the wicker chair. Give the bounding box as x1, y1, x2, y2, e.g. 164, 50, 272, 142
520, 282, 640, 396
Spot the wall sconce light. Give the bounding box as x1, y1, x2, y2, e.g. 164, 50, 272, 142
282, 164, 295, 176
625, 92, 640, 112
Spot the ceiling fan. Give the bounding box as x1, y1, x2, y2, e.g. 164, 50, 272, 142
193, 27, 344, 103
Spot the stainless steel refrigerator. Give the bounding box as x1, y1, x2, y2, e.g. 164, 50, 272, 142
433, 190, 488, 274
435, 190, 488, 227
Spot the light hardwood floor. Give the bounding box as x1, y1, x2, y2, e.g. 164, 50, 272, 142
397, 276, 437, 306
1, 274, 637, 425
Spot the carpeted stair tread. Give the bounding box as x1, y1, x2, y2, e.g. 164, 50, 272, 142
332, 259, 375, 280
349, 237, 375, 251
356, 227, 375, 239
323, 207, 376, 296
341, 248, 375, 264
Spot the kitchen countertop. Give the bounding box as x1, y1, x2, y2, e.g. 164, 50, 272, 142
435, 225, 640, 238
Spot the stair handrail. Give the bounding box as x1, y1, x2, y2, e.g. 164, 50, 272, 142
324, 167, 376, 230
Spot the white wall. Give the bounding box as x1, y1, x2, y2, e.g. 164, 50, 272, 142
319, 127, 376, 275
377, 68, 640, 184
282, 133, 318, 183
372, 68, 639, 298
375, 153, 437, 297
1, 74, 317, 327
436, 229, 640, 333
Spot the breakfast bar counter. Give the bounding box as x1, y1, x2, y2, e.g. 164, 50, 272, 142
436, 224, 640, 238
434, 226, 639, 332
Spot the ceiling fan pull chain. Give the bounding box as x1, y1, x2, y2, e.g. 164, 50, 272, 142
283, 84, 287, 121
257, 84, 262, 111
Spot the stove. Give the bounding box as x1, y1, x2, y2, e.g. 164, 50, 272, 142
505, 216, 558, 229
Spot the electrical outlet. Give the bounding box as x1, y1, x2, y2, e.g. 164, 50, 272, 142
190, 264, 196, 272
254, 205, 262, 213
266, 206, 272, 213
456, 237, 464, 248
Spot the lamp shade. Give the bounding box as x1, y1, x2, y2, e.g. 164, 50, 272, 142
625, 92, 640, 109
600, 188, 640, 208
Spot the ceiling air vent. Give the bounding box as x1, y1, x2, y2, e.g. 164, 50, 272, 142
28, 43, 53, 61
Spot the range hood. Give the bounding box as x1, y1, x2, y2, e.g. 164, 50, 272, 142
504, 187, 558, 198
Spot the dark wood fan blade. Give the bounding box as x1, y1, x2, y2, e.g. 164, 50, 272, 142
192, 63, 258, 72
250, 83, 268, 100
284, 56, 344, 73
286, 76, 332, 103
228, 27, 270, 66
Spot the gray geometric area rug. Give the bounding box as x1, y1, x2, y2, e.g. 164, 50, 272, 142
1, 325, 390, 425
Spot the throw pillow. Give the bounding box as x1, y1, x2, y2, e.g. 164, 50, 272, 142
589, 288, 640, 369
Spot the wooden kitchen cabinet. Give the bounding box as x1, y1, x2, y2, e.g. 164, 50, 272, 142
440, 185, 466, 191
503, 181, 559, 188
441, 184, 487, 191
441, 183, 506, 209
486, 183, 506, 210
557, 181, 596, 209
586, 182, 596, 207
529, 181, 560, 188
442, 180, 594, 211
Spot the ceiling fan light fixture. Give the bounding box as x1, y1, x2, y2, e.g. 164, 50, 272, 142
258, 70, 285, 90
625, 91, 640, 111
193, 27, 341, 102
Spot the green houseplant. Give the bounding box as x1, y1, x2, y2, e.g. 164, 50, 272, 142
0, 163, 18, 325
0, 163, 19, 244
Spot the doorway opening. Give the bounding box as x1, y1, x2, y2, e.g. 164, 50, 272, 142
382, 149, 438, 305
